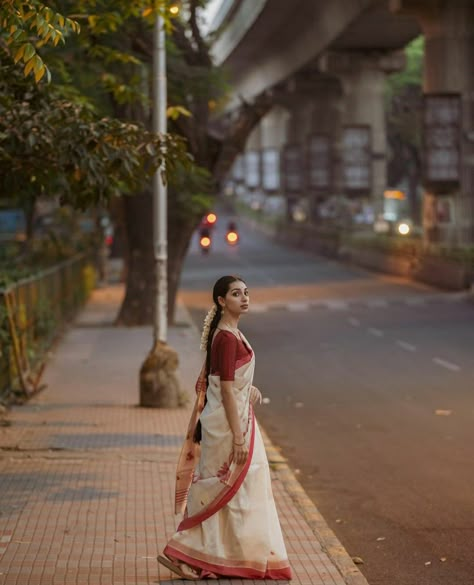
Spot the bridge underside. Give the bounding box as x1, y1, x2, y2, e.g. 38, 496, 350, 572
214, 0, 474, 246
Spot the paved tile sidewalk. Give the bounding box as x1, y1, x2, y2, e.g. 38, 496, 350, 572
0, 286, 366, 585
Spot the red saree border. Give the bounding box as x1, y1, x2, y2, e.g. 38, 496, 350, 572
163, 544, 292, 580
177, 407, 256, 531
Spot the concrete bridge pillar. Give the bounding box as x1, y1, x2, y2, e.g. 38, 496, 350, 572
391, 0, 474, 246
320, 51, 405, 219
269, 75, 345, 224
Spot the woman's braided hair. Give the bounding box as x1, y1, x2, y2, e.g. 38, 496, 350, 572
193, 275, 246, 443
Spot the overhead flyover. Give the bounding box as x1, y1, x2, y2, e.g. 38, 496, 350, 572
210, 0, 420, 108
211, 0, 474, 246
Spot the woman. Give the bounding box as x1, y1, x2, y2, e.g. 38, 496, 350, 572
158, 275, 292, 580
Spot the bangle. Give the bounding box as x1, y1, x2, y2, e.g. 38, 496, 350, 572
233, 439, 245, 446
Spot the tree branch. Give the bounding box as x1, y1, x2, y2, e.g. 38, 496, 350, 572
211, 92, 274, 182
189, 0, 212, 67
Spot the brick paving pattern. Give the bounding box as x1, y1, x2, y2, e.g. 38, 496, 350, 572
0, 287, 352, 585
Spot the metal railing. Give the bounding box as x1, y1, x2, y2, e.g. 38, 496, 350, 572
0, 254, 96, 400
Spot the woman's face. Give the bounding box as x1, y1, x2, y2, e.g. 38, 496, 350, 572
220, 280, 249, 315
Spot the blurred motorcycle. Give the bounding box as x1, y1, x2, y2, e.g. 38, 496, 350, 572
225, 221, 239, 246
201, 212, 217, 230
199, 227, 212, 254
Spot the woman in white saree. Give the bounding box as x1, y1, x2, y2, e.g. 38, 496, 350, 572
159, 276, 291, 580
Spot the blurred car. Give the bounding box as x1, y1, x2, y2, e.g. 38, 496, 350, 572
0, 208, 26, 242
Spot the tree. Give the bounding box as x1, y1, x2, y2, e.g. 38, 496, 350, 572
0, 1, 80, 82
114, 1, 272, 324
1, 0, 272, 324
0, 60, 187, 239
386, 36, 424, 222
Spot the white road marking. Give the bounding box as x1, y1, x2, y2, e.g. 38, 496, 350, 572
368, 328, 384, 337
287, 302, 310, 312
325, 300, 349, 311
396, 340, 417, 352
405, 297, 425, 306
250, 304, 268, 313
348, 318, 360, 327
433, 358, 461, 372
367, 299, 389, 308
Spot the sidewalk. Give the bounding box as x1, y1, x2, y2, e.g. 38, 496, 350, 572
0, 286, 368, 585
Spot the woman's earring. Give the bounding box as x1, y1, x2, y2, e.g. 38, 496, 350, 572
221, 306, 225, 315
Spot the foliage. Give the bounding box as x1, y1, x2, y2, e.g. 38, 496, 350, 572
435, 246, 474, 266
0, 254, 93, 401
385, 37, 424, 165
169, 162, 213, 222
0, 1, 80, 83
385, 36, 424, 220
0, 207, 98, 286
385, 36, 424, 103
345, 233, 422, 257
0, 61, 189, 210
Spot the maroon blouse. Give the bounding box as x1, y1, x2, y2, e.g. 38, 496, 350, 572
210, 330, 253, 381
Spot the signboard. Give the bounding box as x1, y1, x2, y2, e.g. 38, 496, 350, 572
245, 150, 260, 188
283, 144, 303, 192
262, 149, 280, 191
342, 126, 371, 193
308, 134, 331, 191
423, 94, 461, 187
232, 155, 244, 182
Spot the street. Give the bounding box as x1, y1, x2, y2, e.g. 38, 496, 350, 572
182, 212, 474, 585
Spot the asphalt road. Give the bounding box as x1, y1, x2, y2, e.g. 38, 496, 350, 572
181, 211, 474, 585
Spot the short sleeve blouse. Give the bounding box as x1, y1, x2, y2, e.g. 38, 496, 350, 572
210, 330, 251, 381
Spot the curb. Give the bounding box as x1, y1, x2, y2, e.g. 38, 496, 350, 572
176, 300, 369, 585
262, 432, 369, 585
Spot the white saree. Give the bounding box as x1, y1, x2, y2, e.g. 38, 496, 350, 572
163, 326, 292, 579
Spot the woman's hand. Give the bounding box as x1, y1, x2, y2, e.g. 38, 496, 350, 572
232, 439, 249, 465
250, 385, 262, 405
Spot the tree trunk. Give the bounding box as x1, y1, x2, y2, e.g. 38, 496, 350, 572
23, 196, 36, 241
167, 213, 200, 324
115, 190, 154, 325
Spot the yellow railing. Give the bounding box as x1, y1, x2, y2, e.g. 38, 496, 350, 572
0, 254, 96, 400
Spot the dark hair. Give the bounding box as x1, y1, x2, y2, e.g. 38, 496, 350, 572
193, 275, 246, 443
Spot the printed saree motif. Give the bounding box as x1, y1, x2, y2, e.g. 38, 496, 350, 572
164, 328, 292, 580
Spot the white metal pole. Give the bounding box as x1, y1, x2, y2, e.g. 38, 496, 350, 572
152, 10, 168, 344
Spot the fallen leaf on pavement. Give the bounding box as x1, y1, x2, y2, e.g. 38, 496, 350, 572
335, 519, 343, 524
262, 397, 270, 404
376, 537, 386, 541
352, 557, 364, 565
425, 561, 432, 566
435, 410, 452, 416
440, 557, 447, 562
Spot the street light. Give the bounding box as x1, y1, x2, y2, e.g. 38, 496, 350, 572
152, 2, 180, 345
152, 7, 168, 345
169, 3, 180, 15
139, 3, 181, 408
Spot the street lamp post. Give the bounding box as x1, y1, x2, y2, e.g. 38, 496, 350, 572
139, 5, 181, 408
152, 10, 168, 344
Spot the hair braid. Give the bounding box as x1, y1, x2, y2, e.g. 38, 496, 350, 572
193, 275, 245, 444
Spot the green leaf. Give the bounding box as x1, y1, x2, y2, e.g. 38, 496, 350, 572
167, 105, 192, 120
23, 43, 35, 62
35, 64, 46, 83
24, 58, 35, 77
13, 45, 26, 64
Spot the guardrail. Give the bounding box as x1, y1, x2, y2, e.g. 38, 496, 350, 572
0, 254, 96, 401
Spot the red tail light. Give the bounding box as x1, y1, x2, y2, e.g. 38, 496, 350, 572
226, 231, 239, 244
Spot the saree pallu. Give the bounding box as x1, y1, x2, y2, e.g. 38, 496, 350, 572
163, 333, 292, 579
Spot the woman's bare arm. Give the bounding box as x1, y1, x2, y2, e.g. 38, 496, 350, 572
221, 380, 248, 464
